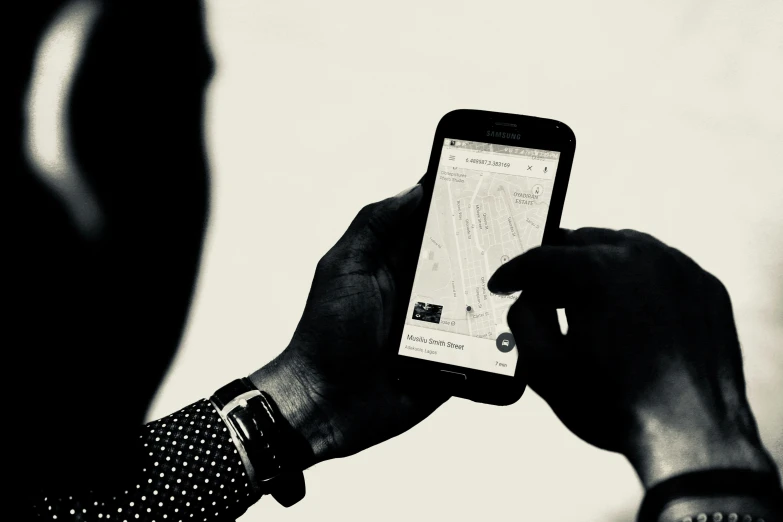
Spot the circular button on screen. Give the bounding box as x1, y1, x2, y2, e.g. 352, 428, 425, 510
496, 332, 516, 353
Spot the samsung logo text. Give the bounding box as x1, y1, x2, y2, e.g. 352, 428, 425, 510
486, 131, 521, 140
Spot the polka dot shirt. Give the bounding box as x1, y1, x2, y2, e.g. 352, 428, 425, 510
32, 400, 258, 521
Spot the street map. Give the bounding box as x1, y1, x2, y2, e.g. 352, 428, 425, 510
405, 140, 559, 343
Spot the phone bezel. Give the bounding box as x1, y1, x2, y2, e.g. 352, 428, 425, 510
389, 109, 576, 405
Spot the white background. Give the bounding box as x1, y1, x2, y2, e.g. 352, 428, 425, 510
146, 1, 783, 521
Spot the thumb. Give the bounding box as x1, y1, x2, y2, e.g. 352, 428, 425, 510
508, 293, 569, 400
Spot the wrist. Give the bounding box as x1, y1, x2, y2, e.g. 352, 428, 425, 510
638, 469, 783, 522
248, 351, 330, 469
627, 414, 776, 490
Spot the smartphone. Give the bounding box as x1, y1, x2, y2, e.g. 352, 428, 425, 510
390, 109, 575, 405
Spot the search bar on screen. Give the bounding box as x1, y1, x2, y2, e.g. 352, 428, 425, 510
445, 149, 555, 180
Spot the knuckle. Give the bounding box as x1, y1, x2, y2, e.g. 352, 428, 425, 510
618, 228, 665, 247
617, 228, 645, 239
365, 210, 390, 243
351, 201, 389, 244
666, 246, 709, 284
702, 270, 731, 300
575, 226, 610, 237
617, 230, 670, 263
344, 203, 377, 240
355, 203, 377, 224
315, 252, 334, 274
569, 226, 616, 245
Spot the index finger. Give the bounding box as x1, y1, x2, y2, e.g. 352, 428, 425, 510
487, 245, 606, 306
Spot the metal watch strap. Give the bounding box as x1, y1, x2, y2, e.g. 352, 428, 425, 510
210, 378, 306, 507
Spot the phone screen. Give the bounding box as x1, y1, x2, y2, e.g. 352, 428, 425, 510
397, 138, 561, 376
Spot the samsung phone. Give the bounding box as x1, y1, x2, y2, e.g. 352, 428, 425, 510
390, 109, 575, 405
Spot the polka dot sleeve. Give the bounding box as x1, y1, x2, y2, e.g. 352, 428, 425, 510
32, 399, 259, 521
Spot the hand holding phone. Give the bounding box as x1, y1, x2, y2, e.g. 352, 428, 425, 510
251, 186, 448, 466
390, 109, 576, 405
252, 109, 575, 467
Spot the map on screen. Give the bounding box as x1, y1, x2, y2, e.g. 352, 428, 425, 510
398, 139, 559, 376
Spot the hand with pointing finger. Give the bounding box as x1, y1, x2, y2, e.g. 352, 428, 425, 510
487, 227, 777, 489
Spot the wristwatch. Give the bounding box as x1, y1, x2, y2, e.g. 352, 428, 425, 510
210, 378, 306, 507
